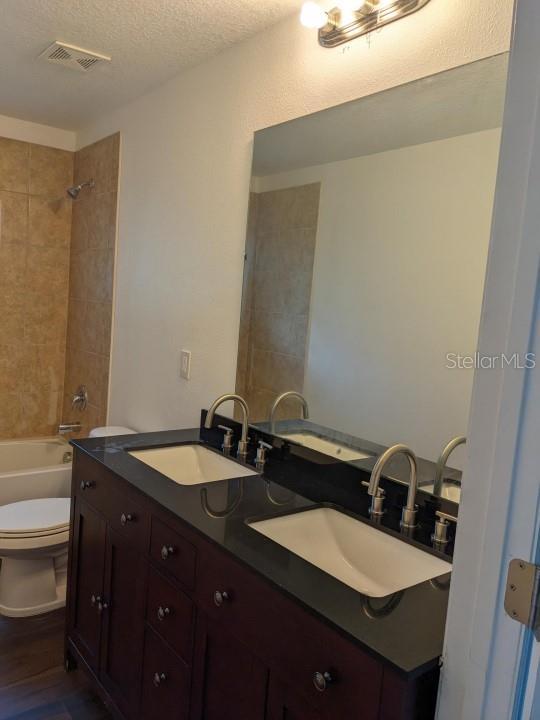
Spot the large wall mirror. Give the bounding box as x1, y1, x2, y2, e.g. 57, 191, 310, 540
235, 54, 508, 504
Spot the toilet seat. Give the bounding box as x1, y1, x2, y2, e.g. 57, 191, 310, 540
0, 498, 70, 539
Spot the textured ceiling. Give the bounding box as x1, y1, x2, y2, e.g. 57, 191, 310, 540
0, 0, 300, 130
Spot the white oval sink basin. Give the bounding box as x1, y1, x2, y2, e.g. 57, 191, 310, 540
279, 432, 373, 461
129, 444, 258, 486
248, 506, 451, 597
421, 482, 461, 503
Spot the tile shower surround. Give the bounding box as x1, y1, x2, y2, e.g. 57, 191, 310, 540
0, 133, 119, 438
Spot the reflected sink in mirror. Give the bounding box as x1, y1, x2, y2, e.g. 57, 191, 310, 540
248, 506, 451, 597
278, 431, 373, 461
129, 444, 258, 486
421, 481, 461, 503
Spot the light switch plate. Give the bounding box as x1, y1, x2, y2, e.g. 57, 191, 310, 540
180, 350, 191, 380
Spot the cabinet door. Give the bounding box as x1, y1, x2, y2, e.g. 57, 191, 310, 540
67, 496, 106, 673
267, 676, 323, 720
191, 613, 269, 720
99, 526, 148, 718
140, 627, 191, 720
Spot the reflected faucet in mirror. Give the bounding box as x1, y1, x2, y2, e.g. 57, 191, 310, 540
433, 436, 466, 497
269, 391, 309, 431
205, 393, 250, 461
368, 444, 418, 532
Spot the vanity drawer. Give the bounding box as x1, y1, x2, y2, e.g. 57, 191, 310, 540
105, 489, 150, 553
268, 593, 383, 720
140, 627, 191, 720
73, 450, 116, 515
146, 566, 195, 663
150, 517, 197, 591
196, 541, 270, 646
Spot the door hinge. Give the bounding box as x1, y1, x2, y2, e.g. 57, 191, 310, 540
504, 558, 540, 639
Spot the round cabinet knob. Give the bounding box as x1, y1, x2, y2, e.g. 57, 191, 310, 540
161, 545, 175, 560
313, 671, 334, 692
213, 590, 230, 607
97, 599, 109, 613
157, 606, 170, 621
80, 480, 92, 490
90, 594, 100, 606
153, 672, 166, 687
120, 513, 133, 526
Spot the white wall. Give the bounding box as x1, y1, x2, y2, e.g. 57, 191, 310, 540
0, 113, 76, 150
258, 129, 501, 462
76, 0, 513, 431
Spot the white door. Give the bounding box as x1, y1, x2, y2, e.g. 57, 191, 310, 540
438, 0, 540, 717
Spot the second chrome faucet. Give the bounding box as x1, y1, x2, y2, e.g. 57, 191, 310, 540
366, 444, 419, 532
204, 393, 250, 461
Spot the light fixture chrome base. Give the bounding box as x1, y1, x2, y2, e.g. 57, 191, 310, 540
319, 0, 432, 48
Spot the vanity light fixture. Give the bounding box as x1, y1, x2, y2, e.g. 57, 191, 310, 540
300, 0, 432, 47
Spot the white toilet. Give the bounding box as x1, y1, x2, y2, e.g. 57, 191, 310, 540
0, 425, 136, 617
0, 498, 71, 617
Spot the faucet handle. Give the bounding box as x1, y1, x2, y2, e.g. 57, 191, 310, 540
361, 481, 385, 519
217, 425, 234, 454
255, 440, 273, 470
432, 510, 458, 547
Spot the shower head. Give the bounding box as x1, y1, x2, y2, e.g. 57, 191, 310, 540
66, 179, 95, 199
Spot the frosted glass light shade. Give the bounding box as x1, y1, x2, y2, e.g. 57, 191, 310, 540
300, 2, 328, 28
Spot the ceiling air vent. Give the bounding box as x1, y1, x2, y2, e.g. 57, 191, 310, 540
39, 42, 111, 73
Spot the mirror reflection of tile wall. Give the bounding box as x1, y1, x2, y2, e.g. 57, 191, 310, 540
236, 184, 320, 422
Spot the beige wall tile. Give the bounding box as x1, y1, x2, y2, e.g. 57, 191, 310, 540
21, 388, 63, 436
84, 301, 113, 356
23, 343, 66, 393
70, 196, 89, 252
0, 191, 28, 244
0, 244, 27, 293
24, 298, 68, 345
0, 389, 25, 437
26, 245, 70, 298
87, 192, 117, 249
0, 344, 26, 393
250, 312, 308, 358
29, 144, 74, 197
29, 196, 72, 247
86, 248, 114, 303
0, 291, 25, 343
0, 138, 29, 193
249, 348, 304, 395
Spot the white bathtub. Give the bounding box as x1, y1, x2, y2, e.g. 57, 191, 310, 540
0, 437, 72, 506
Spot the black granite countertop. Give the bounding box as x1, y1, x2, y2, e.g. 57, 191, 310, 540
71, 425, 452, 678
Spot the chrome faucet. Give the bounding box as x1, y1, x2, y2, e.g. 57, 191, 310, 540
204, 393, 250, 461
269, 391, 309, 429
367, 444, 419, 531
433, 436, 466, 496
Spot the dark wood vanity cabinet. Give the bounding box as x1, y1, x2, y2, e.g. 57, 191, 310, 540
66, 451, 439, 720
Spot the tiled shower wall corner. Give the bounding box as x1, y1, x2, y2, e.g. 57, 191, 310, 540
235, 183, 320, 422
63, 133, 120, 437
0, 137, 73, 437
